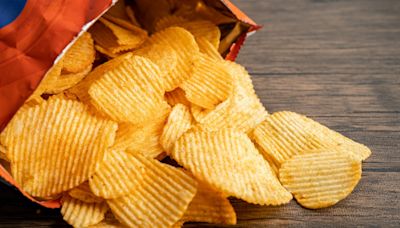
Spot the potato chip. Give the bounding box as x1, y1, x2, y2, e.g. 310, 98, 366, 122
29, 59, 64, 99
251, 111, 372, 169
165, 88, 191, 107
160, 104, 193, 153
0, 98, 117, 197
255, 144, 280, 177
102, 14, 140, 32
125, 6, 141, 27
223, 60, 256, 97
88, 56, 165, 124
89, 150, 146, 199
89, 212, 123, 228
196, 37, 223, 60
156, 18, 221, 48
133, 0, 172, 31
132, 44, 178, 77
279, 150, 362, 209
107, 154, 197, 227
191, 1, 236, 25
95, 45, 120, 59
89, 18, 147, 54
62, 32, 95, 73
181, 54, 233, 109
68, 182, 104, 204
42, 64, 92, 94
68, 53, 133, 104
171, 220, 185, 228
0, 144, 8, 162
105, 0, 130, 21
146, 27, 199, 91
61, 195, 109, 227
183, 178, 236, 225
171, 129, 292, 205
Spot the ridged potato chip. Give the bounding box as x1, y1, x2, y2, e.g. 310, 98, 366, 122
279, 150, 362, 209
88, 212, 123, 228
0, 144, 8, 162
95, 45, 120, 59
171, 129, 292, 205
181, 54, 233, 109
146, 27, 199, 91
89, 56, 165, 124
90, 18, 147, 54
182, 178, 236, 225
62, 32, 95, 73
107, 154, 197, 227
68, 53, 133, 104
196, 37, 223, 60
30, 59, 64, 99
251, 111, 371, 169
165, 88, 191, 107
69, 182, 104, 204
132, 44, 177, 77
155, 15, 187, 31
61, 195, 109, 227
89, 150, 145, 199
42, 65, 92, 94
0, 98, 117, 197
160, 104, 193, 153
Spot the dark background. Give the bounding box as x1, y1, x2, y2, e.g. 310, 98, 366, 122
1, 0, 399, 227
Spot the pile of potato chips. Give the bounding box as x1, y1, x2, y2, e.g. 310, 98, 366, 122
0, 0, 371, 227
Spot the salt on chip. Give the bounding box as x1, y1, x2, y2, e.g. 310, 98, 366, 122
89, 150, 145, 199
182, 177, 236, 225
62, 32, 95, 73
279, 150, 362, 209
165, 88, 191, 107
196, 37, 223, 60
61, 195, 109, 227
181, 54, 233, 109
171, 129, 292, 205
107, 154, 197, 227
68, 182, 104, 204
0, 98, 117, 197
88, 56, 165, 124
251, 111, 371, 169
146, 27, 199, 91
160, 104, 193, 154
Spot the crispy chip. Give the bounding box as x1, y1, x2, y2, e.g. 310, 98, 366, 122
183, 178, 236, 225
89, 56, 165, 124
95, 45, 120, 59
223, 60, 256, 97
89, 212, 123, 228
165, 88, 191, 107
0, 144, 8, 162
251, 111, 372, 169
125, 6, 141, 27
160, 104, 193, 153
171, 129, 292, 205
61, 195, 108, 227
102, 14, 140, 32
63, 32, 95, 73
132, 44, 178, 77
89, 150, 145, 199
68, 182, 104, 204
30, 59, 64, 99
146, 27, 199, 91
0, 98, 117, 197
196, 37, 223, 60
279, 150, 362, 209
156, 18, 221, 48
90, 18, 147, 54
181, 54, 233, 109
107, 154, 197, 227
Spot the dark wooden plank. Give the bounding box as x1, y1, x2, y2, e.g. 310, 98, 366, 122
1, 0, 399, 227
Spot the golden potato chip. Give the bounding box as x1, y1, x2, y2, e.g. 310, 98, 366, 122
0, 98, 117, 197
196, 37, 223, 60
125, 6, 141, 27
165, 88, 191, 107
156, 18, 221, 48
68, 182, 104, 204
171, 129, 292, 205
105, 0, 130, 21
89, 18, 147, 54
107, 154, 197, 227
42, 64, 92, 94
223, 60, 256, 97
62, 32, 95, 73
68, 53, 133, 104
171, 220, 185, 228
255, 144, 280, 177
181, 54, 233, 109
95, 45, 120, 59
132, 44, 178, 77
183, 178, 236, 225
61, 195, 109, 227
251, 111, 372, 169
0, 144, 8, 161
89, 150, 145, 199
146, 27, 199, 91
218, 22, 243, 54
88, 56, 165, 124
103, 14, 140, 32
160, 104, 193, 153
29, 59, 64, 99
191, 1, 236, 25
279, 150, 362, 209
88, 212, 123, 228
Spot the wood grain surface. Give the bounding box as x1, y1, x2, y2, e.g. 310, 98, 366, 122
1, 0, 399, 227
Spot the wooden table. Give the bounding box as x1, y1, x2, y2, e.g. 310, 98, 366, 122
1, 0, 399, 227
